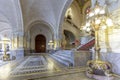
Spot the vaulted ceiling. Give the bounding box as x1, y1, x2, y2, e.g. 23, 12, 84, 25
20, 0, 91, 34
0, 0, 23, 38
20, 0, 71, 32
0, 0, 91, 39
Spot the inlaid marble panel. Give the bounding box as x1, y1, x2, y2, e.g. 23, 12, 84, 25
11, 56, 48, 75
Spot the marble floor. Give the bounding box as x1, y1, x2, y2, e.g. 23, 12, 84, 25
0, 54, 120, 80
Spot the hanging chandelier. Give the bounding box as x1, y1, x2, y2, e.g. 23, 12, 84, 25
82, 0, 114, 78
82, 0, 113, 32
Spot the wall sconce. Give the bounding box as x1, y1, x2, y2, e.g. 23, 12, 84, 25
48, 40, 54, 50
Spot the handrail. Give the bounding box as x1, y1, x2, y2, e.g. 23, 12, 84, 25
77, 38, 95, 50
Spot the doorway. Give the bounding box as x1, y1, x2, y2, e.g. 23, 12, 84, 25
35, 35, 46, 53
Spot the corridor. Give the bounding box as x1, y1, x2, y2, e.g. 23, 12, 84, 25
0, 54, 89, 80
0, 54, 119, 80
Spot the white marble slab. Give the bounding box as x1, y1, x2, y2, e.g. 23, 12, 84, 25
101, 53, 120, 75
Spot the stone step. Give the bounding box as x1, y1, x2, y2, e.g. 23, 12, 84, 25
52, 54, 73, 62
50, 54, 73, 67
56, 53, 72, 58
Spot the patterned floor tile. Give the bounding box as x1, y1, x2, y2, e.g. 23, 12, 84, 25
11, 56, 50, 75
0, 55, 120, 80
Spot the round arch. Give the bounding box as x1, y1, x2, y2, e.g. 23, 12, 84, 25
58, 0, 73, 39
26, 20, 55, 52
26, 20, 55, 37
62, 30, 76, 49
0, 13, 12, 39
63, 30, 75, 42
82, 0, 91, 14
35, 34, 46, 53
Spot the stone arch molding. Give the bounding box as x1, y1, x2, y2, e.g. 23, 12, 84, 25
63, 30, 75, 42
82, 0, 91, 15
27, 20, 55, 51
0, 0, 24, 35
58, 0, 73, 40
63, 28, 77, 40
26, 20, 55, 38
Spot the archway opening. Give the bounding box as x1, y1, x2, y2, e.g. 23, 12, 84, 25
35, 34, 46, 53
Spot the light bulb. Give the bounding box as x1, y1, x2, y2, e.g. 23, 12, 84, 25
83, 26, 87, 30
94, 7, 100, 14
86, 22, 90, 26
101, 25, 106, 30
106, 18, 113, 26
100, 9, 105, 14
86, 27, 91, 32
89, 12, 94, 17
95, 19, 101, 24
49, 40, 53, 43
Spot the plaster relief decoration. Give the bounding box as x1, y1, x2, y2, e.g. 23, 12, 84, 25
65, 8, 72, 19
99, 30, 106, 48
14, 37, 17, 49
108, 9, 120, 52
111, 9, 120, 29
105, 0, 119, 11
104, 1, 120, 52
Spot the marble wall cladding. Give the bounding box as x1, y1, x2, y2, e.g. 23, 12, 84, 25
24, 49, 31, 56
73, 51, 92, 67
100, 53, 120, 75
98, 9, 120, 75
10, 49, 24, 60
99, 8, 120, 53
111, 9, 120, 29
80, 36, 93, 45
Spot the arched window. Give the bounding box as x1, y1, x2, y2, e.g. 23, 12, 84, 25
85, 6, 90, 15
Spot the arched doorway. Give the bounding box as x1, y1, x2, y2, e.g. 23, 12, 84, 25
63, 30, 75, 49
35, 35, 46, 53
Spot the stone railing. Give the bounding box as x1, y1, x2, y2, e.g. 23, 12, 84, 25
73, 50, 92, 67
50, 50, 92, 67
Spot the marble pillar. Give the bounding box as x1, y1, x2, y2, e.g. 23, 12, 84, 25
11, 32, 24, 60
54, 39, 61, 50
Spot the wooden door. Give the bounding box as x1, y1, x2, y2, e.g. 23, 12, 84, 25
35, 35, 46, 53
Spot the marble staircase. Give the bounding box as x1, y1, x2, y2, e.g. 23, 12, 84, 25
50, 50, 74, 67
0, 55, 120, 80
50, 50, 92, 67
